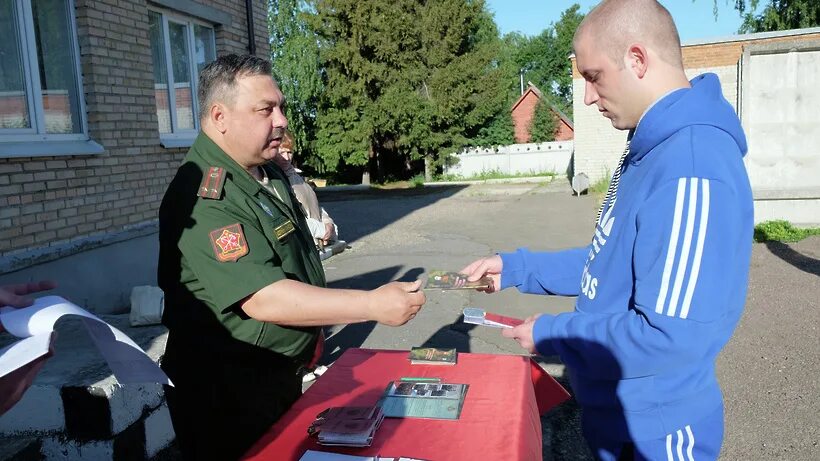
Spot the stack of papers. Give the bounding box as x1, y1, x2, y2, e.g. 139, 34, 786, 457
310, 406, 385, 447
462, 307, 523, 329
0, 296, 172, 385
378, 380, 469, 420
299, 451, 427, 461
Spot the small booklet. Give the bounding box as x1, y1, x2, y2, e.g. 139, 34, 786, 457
308, 406, 384, 447
377, 380, 469, 420
462, 307, 524, 329
0, 296, 172, 385
423, 271, 492, 290
299, 451, 427, 461
408, 347, 457, 366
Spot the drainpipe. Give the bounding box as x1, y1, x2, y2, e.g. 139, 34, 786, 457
520, 68, 525, 96
245, 0, 256, 55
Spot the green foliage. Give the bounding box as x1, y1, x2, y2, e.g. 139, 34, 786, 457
307, 0, 507, 182
529, 100, 557, 143
473, 111, 515, 147
410, 174, 426, 188
753, 220, 820, 242
505, 4, 584, 112
268, 0, 324, 171
710, 1, 819, 33
589, 172, 610, 195
434, 168, 556, 181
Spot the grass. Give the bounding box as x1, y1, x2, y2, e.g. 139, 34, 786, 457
754, 220, 820, 243
434, 168, 557, 182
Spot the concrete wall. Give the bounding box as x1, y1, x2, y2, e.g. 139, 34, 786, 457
447, 141, 574, 178
0, 0, 269, 313
741, 44, 820, 225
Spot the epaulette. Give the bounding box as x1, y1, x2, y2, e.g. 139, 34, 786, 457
197, 166, 227, 199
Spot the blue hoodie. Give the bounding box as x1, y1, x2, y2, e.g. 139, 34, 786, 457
500, 73, 753, 442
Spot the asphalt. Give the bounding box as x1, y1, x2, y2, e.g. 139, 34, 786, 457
313, 180, 819, 460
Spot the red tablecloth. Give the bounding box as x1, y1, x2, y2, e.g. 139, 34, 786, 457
243, 348, 569, 461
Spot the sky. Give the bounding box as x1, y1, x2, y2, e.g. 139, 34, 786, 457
485, 0, 759, 43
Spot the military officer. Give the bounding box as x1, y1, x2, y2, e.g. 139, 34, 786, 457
158, 54, 425, 461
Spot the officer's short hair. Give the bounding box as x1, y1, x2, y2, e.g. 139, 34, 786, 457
198, 54, 273, 121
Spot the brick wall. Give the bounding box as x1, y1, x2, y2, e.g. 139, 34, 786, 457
0, 0, 269, 259
571, 30, 820, 183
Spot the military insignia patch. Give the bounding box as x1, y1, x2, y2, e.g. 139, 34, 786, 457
209, 223, 248, 262
274, 220, 295, 241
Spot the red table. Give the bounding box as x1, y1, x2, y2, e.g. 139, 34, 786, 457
243, 348, 570, 461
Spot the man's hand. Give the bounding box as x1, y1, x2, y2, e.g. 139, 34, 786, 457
0, 350, 52, 415
501, 314, 542, 354
322, 223, 334, 243
0, 281, 57, 334
0, 281, 57, 308
460, 255, 503, 293
367, 280, 426, 326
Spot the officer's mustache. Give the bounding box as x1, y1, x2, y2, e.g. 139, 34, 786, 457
271, 127, 285, 140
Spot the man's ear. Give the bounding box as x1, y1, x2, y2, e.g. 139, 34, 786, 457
209, 103, 228, 134
625, 44, 649, 78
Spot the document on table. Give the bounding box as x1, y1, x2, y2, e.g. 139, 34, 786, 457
0, 295, 172, 385
299, 451, 427, 461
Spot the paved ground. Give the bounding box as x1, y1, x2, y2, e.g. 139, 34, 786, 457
5, 180, 818, 460
312, 180, 819, 460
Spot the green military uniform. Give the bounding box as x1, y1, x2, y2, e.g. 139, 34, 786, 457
158, 132, 326, 461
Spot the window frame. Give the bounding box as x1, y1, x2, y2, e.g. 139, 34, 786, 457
0, 0, 94, 155
149, 7, 216, 147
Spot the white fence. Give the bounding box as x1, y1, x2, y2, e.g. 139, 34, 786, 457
446, 141, 574, 178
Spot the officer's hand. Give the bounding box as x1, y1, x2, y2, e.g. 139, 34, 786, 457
367, 281, 425, 326
322, 223, 334, 241
0, 334, 54, 415
459, 255, 502, 293
501, 314, 541, 354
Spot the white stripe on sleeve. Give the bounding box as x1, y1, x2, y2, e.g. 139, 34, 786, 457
667, 178, 699, 317
656, 178, 687, 314
676, 429, 685, 461
666, 433, 675, 461
680, 180, 710, 319
685, 425, 696, 461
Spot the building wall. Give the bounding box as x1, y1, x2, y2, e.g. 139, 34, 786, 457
512, 91, 539, 143
448, 141, 574, 179
0, 0, 270, 312
571, 29, 820, 186
555, 118, 574, 142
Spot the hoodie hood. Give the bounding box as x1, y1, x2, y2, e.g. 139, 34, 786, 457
629, 73, 747, 164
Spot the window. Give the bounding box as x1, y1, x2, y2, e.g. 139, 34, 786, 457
149, 9, 216, 146
0, 0, 93, 155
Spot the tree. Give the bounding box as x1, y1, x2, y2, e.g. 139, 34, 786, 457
507, 4, 584, 113
308, 0, 507, 183
529, 100, 557, 144
709, 1, 819, 33
268, 0, 324, 171
735, 0, 819, 32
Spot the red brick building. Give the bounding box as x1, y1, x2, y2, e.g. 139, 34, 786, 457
510, 82, 575, 143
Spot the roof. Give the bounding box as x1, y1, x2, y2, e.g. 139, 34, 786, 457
510, 82, 574, 129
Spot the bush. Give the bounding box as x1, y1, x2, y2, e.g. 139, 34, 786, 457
753, 220, 820, 243
410, 174, 425, 188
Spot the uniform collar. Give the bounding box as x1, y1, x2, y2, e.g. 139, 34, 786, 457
188, 132, 265, 198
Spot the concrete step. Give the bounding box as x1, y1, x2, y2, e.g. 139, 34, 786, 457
0, 314, 173, 460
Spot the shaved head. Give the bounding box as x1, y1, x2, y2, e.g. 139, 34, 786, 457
575, 0, 683, 69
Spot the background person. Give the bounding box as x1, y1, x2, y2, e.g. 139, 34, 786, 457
272, 130, 337, 249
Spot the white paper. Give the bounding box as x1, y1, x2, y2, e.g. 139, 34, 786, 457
0, 296, 172, 385
0, 333, 53, 379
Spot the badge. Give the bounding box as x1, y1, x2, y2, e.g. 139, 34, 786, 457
274, 220, 295, 241
259, 201, 273, 217
209, 223, 249, 262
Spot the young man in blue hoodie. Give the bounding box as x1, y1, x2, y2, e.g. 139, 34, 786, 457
462, 1, 753, 459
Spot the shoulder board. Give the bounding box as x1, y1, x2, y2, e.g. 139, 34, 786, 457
197, 166, 227, 200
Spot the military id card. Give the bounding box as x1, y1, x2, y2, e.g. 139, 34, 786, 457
423, 271, 492, 290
